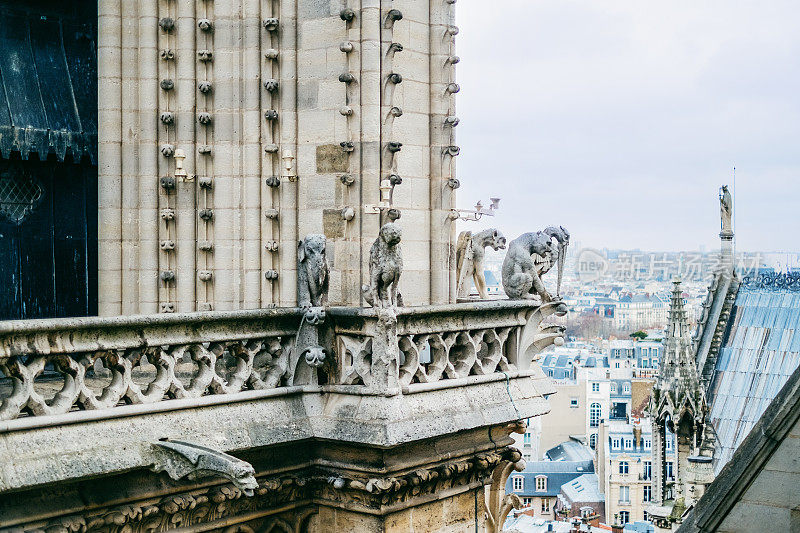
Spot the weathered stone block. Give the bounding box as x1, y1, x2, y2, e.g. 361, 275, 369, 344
316, 144, 349, 173
323, 208, 346, 239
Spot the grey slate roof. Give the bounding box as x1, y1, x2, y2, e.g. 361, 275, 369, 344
706, 276, 800, 472
559, 473, 602, 503
544, 440, 594, 462
505, 461, 594, 497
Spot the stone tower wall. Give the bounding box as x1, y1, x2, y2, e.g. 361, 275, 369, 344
98, 0, 459, 315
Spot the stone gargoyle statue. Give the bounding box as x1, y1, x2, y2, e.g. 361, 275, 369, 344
502, 226, 569, 302
150, 440, 259, 496
456, 228, 506, 299
298, 234, 329, 308
363, 223, 403, 308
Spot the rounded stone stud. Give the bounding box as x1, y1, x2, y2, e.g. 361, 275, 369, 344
340, 8, 356, 22
446, 0, 457, 4
263, 18, 279, 31
160, 49, 175, 60
265, 176, 281, 187
265, 240, 279, 252
339, 41, 354, 53
160, 208, 176, 220
161, 144, 175, 157
160, 176, 176, 189
264, 208, 279, 219
199, 208, 214, 221
448, 209, 460, 220
199, 302, 213, 311
388, 174, 402, 186
389, 106, 403, 117
447, 178, 461, 189
160, 112, 175, 125
444, 115, 460, 126
387, 141, 402, 153
446, 55, 461, 64
340, 206, 355, 221
198, 80, 213, 93
339, 72, 356, 84
445, 145, 460, 156
159, 18, 175, 32
264, 144, 279, 153
445, 82, 461, 94
264, 110, 279, 121
340, 174, 355, 186
446, 25, 459, 36
388, 73, 403, 84
198, 270, 213, 282
160, 270, 176, 282
263, 79, 279, 92
385, 9, 403, 25
160, 79, 175, 91
387, 208, 401, 221
198, 145, 212, 154
264, 269, 279, 280
265, 48, 279, 60
198, 112, 212, 125
389, 42, 403, 54
198, 18, 213, 32
197, 50, 213, 62
198, 241, 214, 251
160, 240, 176, 251
340, 141, 355, 153
198, 176, 214, 188
339, 106, 354, 116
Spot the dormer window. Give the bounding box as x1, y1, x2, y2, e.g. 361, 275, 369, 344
536, 475, 547, 492
512, 476, 524, 492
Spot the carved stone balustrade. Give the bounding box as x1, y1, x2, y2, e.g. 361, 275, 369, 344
0, 300, 564, 532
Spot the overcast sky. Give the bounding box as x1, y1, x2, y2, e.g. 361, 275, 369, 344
454, 1, 800, 253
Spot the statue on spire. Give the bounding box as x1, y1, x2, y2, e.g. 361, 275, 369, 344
719, 184, 732, 235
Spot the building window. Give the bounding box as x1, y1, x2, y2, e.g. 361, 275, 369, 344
589, 403, 601, 428
612, 438, 620, 449
666, 436, 673, 451
624, 438, 633, 450
643, 511, 649, 522
620, 510, 630, 524
619, 461, 629, 474
524, 432, 531, 445
513, 476, 524, 492
645, 438, 652, 450
541, 498, 551, 513
523, 453, 531, 461
592, 382, 600, 392
623, 383, 631, 394
643, 461, 652, 480
536, 476, 547, 492
611, 383, 617, 393
589, 433, 597, 449
615, 362, 620, 368
643, 485, 652, 502
619, 486, 630, 504
666, 462, 674, 481
548, 369, 554, 377
570, 397, 579, 408
523, 497, 532, 506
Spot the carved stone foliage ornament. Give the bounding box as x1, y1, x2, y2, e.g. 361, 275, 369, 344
501, 226, 569, 302
362, 223, 403, 308
456, 228, 506, 300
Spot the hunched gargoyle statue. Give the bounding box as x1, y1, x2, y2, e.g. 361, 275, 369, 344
456, 228, 506, 299
150, 440, 259, 496
298, 234, 329, 308
502, 226, 569, 302
363, 223, 403, 308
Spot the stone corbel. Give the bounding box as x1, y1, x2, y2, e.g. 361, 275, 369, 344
149, 440, 258, 496
484, 447, 526, 533
517, 300, 568, 368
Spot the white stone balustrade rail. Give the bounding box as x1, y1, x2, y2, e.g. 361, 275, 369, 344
0, 301, 565, 422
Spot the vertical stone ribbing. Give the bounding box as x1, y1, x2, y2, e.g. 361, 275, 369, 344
428, 0, 455, 305
242, 0, 262, 309
197, 0, 215, 311
139, 0, 160, 315
176, 0, 197, 312
98, 0, 123, 316
120, 0, 140, 314
360, 0, 382, 304
278, 0, 298, 307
